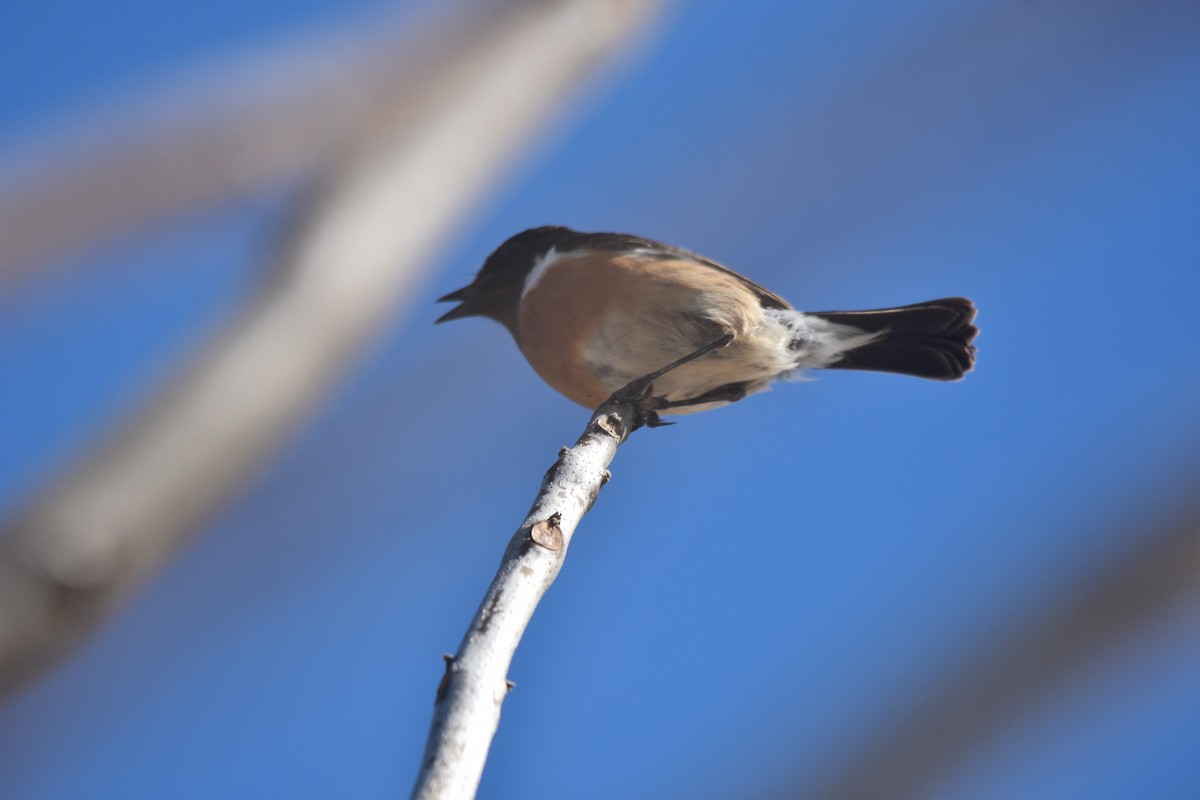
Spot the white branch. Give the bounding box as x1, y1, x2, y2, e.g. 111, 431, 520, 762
0, 0, 663, 696
412, 399, 641, 800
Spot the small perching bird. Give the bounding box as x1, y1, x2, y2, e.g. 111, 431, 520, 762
437, 226, 977, 418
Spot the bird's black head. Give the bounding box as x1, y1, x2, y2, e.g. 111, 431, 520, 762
436, 226, 578, 334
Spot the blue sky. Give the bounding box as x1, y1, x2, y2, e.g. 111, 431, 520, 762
2, 1, 1200, 798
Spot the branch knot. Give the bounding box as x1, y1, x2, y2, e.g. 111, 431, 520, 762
529, 515, 563, 551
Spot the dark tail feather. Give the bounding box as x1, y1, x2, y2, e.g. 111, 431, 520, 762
815, 297, 978, 381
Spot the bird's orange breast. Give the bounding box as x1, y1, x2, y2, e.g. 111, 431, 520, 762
516, 252, 627, 407
516, 252, 767, 408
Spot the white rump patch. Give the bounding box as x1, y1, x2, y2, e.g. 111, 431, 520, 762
762, 309, 881, 375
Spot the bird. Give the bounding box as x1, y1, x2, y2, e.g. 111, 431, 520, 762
436, 226, 976, 419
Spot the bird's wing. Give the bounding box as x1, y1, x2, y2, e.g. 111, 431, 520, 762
559, 231, 793, 311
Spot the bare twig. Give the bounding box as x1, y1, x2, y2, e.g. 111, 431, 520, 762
412, 396, 639, 800
0, 0, 663, 696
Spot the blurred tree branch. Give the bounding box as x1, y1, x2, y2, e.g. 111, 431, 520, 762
807, 501, 1200, 800
0, 12, 407, 282
0, 0, 664, 697
0, 2, 624, 283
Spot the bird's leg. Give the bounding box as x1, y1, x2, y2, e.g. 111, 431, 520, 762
654, 382, 747, 411
604, 332, 735, 429
636, 332, 734, 387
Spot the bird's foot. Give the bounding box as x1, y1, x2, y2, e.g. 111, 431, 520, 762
605, 376, 671, 431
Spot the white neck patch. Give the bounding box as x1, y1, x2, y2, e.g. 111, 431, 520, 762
522, 247, 560, 299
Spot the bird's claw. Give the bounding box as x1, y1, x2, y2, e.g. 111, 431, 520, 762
644, 411, 674, 428
605, 379, 672, 431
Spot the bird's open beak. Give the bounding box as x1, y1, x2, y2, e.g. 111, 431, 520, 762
435, 284, 477, 324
